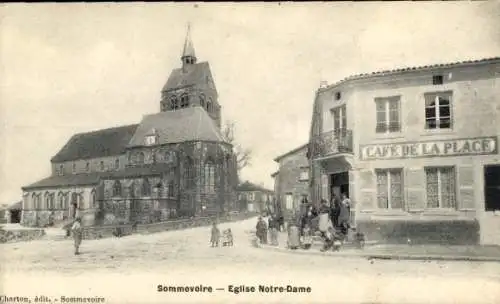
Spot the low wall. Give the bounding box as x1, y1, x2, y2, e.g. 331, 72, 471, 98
356, 219, 480, 245
82, 211, 258, 240
0, 227, 46, 244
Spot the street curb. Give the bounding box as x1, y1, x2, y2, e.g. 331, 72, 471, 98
257, 243, 500, 263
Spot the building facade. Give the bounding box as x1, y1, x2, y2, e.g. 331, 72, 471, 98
21, 27, 238, 227
273, 144, 310, 222
236, 181, 273, 213
308, 57, 500, 245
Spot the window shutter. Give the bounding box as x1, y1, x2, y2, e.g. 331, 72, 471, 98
359, 170, 375, 210
406, 168, 425, 211
458, 165, 474, 210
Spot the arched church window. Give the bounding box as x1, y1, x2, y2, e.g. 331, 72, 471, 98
72, 163, 76, 173
156, 182, 164, 198
90, 189, 97, 208
32, 193, 37, 210
59, 164, 64, 175
170, 96, 179, 110
142, 178, 151, 196
99, 161, 104, 171
58, 192, 64, 209
113, 180, 122, 197
71, 192, 78, 207
44, 192, 51, 210
167, 180, 175, 198
180, 94, 189, 108
184, 157, 194, 188
115, 159, 120, 170
199, 94, 206, 108
203, 158, 216, 193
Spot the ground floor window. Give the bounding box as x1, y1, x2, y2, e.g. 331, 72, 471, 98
425, 166, 456, 209
376, 168, 404, 209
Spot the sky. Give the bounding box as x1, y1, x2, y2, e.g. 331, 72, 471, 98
1, 2, 499, 204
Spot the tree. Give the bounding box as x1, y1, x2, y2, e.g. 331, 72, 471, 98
222, 120, 252, 172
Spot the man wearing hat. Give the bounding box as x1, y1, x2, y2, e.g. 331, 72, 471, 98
71, 217, 83, 255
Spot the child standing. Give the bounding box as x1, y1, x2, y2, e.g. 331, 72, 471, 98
210, 222, 220, 247
301, 224, 313, 250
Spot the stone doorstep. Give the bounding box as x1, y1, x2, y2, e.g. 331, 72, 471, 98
258, 244, 500, 263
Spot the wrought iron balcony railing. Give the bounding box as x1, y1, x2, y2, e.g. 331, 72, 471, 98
309, 129, 353, 159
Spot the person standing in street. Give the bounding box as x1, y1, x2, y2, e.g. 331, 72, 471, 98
210, 222, 221, 247
338, 193, 351, 236
71, 217, 83, 255
268, 214, 279, 246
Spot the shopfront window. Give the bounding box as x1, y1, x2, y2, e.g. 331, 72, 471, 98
376, 169, 403, 209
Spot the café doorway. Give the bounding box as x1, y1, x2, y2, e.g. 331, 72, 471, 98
329, 171, 349, 202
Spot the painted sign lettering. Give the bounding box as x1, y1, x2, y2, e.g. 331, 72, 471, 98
359, 136, 498, 160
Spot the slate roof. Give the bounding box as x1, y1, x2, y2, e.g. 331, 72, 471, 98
51, 124, 139, 163
22, 163, 174, 190
236, 181, 273, 194
182, 24, 196, 59
321, 57, 500, 91
128, 107, 226, 148
162, 61, 213, 92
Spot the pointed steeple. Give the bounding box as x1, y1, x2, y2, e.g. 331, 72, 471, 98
181, 23, 197, 68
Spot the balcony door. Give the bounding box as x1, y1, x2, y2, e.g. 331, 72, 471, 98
332, 105, 347, 132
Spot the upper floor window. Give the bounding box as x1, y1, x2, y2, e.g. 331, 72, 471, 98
170, 96, 179, 110
432, 75, 444, 85
331, 105, 346, 131
425, 91, 452, 130
375, 96, 401, 133
99, 161, 105, 171
299, 169, 309, 181
334, 91, 342, 100
59, 164, 64, 176
145, 135, 157, 146
180, 94, 189, 108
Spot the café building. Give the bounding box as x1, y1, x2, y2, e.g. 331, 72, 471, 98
308, 57, 500, 245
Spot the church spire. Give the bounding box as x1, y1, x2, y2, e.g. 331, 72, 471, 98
181, 23, 197, 68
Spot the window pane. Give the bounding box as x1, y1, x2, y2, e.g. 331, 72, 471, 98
439, 119, 451, 129
438, 96, 450, 106
376, 123, 387, 133
425, 95, 436, 107
376, 111, 386, 124
425, 107, 436, 119
439, 105, 450, 117
426, 119, 437, 129
376, 101, 385, 111
389, 109, 399, 123
388, 122, 400, 132
389, 99, 399, 110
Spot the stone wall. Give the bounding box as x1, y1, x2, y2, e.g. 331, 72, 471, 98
0, 227, 45, 244
356, 219, 480, 245
81, 211, 257, 240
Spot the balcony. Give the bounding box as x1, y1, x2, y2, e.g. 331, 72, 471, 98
310, 129, 353, 159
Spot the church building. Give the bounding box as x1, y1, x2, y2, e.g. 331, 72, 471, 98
21, 27, 238, 227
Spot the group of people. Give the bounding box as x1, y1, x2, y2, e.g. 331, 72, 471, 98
291, 193, 352, 251
210, 222, 234, 247
255, 213, 281, 246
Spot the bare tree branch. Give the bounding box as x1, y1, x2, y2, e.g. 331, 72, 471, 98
223, 120, 251, 172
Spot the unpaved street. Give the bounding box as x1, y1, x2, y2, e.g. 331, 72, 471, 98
2, 218, 500, 304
